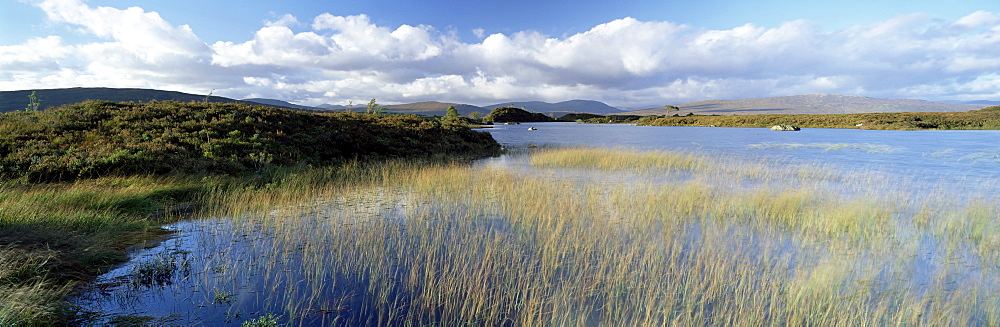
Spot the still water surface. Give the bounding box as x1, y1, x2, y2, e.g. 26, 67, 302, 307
71, 123, 1000, 324
486, 122, 1000, 184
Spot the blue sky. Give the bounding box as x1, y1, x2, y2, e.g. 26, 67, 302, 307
2, 0, 999, 107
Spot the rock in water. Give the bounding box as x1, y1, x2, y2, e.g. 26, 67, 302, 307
770, 125, 801, 131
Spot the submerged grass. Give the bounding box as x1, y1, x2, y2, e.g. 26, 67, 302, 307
136, 147, 1000, 325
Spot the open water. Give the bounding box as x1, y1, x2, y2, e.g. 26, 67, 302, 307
70, 123, 1000, 325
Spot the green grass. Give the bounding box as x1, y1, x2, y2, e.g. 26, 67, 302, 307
0, 175, 210, 324
0, 163, 437, 324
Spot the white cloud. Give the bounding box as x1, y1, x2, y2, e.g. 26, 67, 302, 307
2, 0, 998, 107
0, 0, 226, 94
266, 14, 300, 27
0, 36, 72, 72
37, 0, 208, 63
955, 10, 1000, 28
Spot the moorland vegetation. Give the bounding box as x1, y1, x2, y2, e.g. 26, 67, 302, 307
0, 100, 501, 324
6, 96, 1000, 324
565, 106, 1000, 130
634, 106, 1000, 130
0, 100, 500, 182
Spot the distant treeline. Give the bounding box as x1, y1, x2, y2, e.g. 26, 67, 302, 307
558, 113, 645, 123
633, 106, 1000, 130
0, 100, 501, 181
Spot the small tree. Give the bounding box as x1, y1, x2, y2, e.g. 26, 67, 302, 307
367, 98, 377, 114
203, 89, 215, 103
445, 105, 459, 118
25, 91, 41, 111
469, 111, 480, 120
366, 98, 386, 115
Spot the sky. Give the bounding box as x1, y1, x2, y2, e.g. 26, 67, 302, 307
2, 0, 999, 108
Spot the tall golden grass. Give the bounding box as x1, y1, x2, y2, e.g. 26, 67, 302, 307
174, 147, 999, 325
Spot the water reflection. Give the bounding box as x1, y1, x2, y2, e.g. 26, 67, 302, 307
71, 124, 1000, 325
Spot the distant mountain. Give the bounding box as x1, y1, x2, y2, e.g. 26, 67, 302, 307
955, 100, 1000, 106
380, 101, 485, 116
0, 87, 269, 113
242, 98, 320, 110
486, 100, 623, 115
317, 104, 348, 110
620, 94, 986, 116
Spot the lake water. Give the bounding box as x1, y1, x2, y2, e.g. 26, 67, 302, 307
484, 123, 1000, 197
70, 123, 1000, 325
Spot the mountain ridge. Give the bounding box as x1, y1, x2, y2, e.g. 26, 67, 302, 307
0, 87, 294, 113
619, 94, 986, 116
1, 88, 991, 116
484, 100, 624, 115
242, 98, 320, 110
379, 101, 484, 116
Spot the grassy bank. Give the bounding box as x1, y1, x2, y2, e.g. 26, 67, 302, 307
1, 175, 196, 324
634, 105, 1000, 130
0, 165, 390, 324
90, 148, 1000, 325
0, 101, 501, 325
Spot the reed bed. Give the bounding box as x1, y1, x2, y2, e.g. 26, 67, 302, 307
156, 147, 1000, 325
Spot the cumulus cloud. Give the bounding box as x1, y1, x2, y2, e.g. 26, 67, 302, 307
2, 0, 998, 107
0, 0, 232, 93
37, 0, 208, 63
0, 36, 72, 72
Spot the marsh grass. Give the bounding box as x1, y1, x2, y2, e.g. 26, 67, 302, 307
0, 176, 201, 324
0, 246, 70, 325
136, 147, 1000, 325
129, 251, 191, 288
528, 147, 710, 172
0, 168, 370, 324
747, 142, 900, 153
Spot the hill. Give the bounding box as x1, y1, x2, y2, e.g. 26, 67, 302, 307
380, 101, 485, 116
955, 100, 1000, 106
242, 98, 322, 110
486, 100, 623, 115
0, 100, 501, 181
0, 87, 277, 113
317, 103, 348, 110
620, 94, 985, 116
